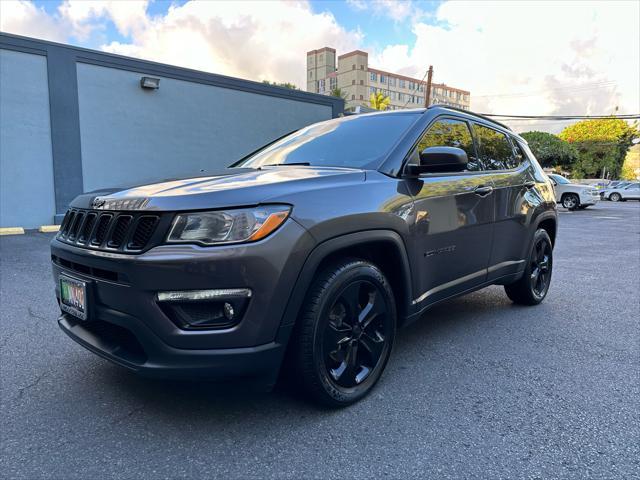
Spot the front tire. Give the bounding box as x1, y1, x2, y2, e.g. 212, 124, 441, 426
562, 193, 579, 210
610, 192, 621, 202
290, 259, 396, 407
505, 229, 553, 305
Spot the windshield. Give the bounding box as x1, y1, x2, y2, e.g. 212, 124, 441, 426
236, 113, 420, 169
550, 174, 570, 184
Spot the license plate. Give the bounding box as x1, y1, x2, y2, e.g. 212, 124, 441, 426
59, 275, 87, 320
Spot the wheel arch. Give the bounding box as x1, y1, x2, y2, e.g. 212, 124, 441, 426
277, 230, 414, 341
536, 214, 557, 247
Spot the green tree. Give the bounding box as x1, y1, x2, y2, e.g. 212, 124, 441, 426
558, 118, 638, 178
330, 87, 347, 100
262, 80, 298, 90
520, 131, 578, 169
620, 144, 640, 180
369, 92, 390, 111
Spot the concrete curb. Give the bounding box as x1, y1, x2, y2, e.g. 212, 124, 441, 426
39, 225, 60, 233
0, 227, 25, 235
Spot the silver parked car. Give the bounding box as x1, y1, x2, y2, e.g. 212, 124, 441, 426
604, 182, 640, 202
548, 174, 600, 209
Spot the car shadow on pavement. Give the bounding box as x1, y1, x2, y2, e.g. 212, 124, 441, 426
80, 286, 521, 421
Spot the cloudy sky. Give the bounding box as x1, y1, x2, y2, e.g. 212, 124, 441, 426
1, 0, 638, 132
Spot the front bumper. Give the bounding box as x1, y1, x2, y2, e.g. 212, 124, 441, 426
580, 193, 600, 205
51, 219, 314, 382
58, 313, 288, 383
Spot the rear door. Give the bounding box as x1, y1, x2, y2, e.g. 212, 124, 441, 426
406, 117, 496, 307
471, 124, 539, 281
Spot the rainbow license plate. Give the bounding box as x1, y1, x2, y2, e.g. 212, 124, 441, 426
59, 275, 87, 320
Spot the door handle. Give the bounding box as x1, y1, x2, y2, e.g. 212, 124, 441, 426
524, 181, 536, 189
474, 185, 494, 197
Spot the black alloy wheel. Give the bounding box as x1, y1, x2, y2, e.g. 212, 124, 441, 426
290, 259, 396, 407
505, 228, 553, 305
323, 280, 390, 388
529, 235, 552, 299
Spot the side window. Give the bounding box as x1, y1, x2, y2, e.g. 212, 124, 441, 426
509, 138, 527, 169
473, 124, 516, 170
415, 118, 479, 171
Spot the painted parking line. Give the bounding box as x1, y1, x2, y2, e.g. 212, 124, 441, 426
39, 225, 60, 233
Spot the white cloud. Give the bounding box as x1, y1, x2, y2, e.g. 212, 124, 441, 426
370, 1, 640, 132
0, 0, 67, 42
100, 1, 362, 88
347, 0, 418, 23
0, 0, 361, 88
57, 0, 150, 40
346, 0, 368, 11
1, 0, 637, 133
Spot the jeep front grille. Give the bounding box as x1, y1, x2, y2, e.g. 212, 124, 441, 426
57, 208, 166, 253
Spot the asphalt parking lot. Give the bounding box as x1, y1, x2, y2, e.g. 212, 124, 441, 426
1, 201, 639, 479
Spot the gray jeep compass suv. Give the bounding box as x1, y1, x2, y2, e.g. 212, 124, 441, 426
51, 106, 557, 407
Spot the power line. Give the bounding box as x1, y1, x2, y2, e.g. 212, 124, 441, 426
402, 68, 429, 108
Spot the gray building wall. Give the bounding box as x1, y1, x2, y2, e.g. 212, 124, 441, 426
0, 49, 56, 228
77, 64, 332, 192
0, 33, 343, 228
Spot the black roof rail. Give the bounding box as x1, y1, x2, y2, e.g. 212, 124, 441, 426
428, 104, 513, 131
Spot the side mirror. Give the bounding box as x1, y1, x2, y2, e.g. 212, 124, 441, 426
549, 177, 557, 186
406, 146, 468, 176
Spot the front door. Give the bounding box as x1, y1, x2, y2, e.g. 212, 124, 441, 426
406, 117, 496, 308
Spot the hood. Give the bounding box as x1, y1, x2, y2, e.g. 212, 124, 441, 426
70, 166, 366, 211
573, 184, 596, 191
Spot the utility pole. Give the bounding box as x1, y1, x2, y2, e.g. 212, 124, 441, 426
424, 65, 433, 108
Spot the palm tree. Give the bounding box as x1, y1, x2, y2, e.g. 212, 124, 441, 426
370, 92, 390, 111
330, 87, 347, 100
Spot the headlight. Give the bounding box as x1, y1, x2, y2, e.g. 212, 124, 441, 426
167, 205, 291, 245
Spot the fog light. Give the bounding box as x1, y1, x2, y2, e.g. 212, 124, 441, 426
156, 288, 251, 330
223, 302, 235, 320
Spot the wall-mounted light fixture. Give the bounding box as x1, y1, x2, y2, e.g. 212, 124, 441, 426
140, 76, 160, 90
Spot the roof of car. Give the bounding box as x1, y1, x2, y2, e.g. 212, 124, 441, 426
344, 106, 527, 143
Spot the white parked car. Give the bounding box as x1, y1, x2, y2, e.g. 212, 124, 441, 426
547, 174, 600, 210
603, 182, 640, 202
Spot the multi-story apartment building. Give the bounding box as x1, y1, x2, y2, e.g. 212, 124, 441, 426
306, 47, 470, 112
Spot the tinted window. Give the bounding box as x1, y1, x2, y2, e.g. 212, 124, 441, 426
474, 124, 516, 170
237, 114, 420, 169
416, 118, 479, 171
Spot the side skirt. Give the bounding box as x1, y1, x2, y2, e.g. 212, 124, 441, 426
400, 270, 524, 327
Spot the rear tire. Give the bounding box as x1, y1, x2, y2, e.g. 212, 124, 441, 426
289, 259, 396, 407
505, 229, 553, 305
